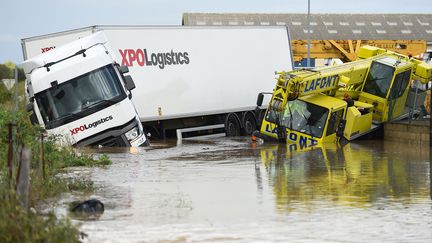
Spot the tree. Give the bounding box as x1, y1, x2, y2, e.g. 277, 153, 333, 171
0, 61, 26, 81
4, 60, 16, 70
0, 64, 12, 79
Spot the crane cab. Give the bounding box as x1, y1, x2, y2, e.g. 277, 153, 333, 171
259, 93, 374, 148
359, 57, 413, 123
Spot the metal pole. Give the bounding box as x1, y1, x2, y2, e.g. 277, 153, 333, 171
307, 0, 311, 68
14, 67, 18, 113
7, 123, 14, 187
41, 133, 45, 180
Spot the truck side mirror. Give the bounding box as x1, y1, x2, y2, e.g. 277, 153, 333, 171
119, 65, 129, 74
124, 75, 136, 91
26, 103, 33, 112
26, 102, 39, 125
256, 93, 264, 106
29, 112, 38, 125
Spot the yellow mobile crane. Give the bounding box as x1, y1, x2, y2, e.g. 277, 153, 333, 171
254, 45, 432, 148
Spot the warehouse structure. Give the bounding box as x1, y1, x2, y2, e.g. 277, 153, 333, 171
183, 13, 432, 64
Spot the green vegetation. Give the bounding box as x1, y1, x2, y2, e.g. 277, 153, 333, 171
0, 61, 25, 80
0, 191, 79, 243
0, 62, 112, 242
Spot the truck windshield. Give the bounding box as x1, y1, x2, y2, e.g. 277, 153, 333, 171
362, 61, 395, 98
266, 99, 329, 138
35, 64, 126, 128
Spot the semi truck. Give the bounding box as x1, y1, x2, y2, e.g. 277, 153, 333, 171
22, 25, 293, 141
23, 32, 149, 147
254, 45, 432, 148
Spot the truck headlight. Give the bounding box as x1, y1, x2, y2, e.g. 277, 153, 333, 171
125, 127, 140, 141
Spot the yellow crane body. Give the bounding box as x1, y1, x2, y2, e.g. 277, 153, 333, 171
254, 45, 432, 147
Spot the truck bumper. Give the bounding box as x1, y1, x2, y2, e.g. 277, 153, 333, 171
76, 118, 149, 147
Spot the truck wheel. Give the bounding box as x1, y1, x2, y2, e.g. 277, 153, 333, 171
225, 113, 241, 137
242, 112, 257, 135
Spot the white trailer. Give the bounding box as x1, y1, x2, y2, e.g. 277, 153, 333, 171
22, 25, 294, 139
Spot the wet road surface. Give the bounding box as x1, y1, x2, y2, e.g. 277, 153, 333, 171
71, 137, 431, 242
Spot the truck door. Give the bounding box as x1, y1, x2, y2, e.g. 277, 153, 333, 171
387, 70, 411, 120
324, 108, 345, 142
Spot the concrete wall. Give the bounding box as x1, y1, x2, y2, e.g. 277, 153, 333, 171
384, 121, 430, 145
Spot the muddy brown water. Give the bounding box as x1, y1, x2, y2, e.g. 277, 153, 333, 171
67, 137, 431, 242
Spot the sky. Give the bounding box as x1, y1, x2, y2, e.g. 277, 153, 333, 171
1, 0, 431, 64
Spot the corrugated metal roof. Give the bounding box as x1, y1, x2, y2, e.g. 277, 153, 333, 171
182, 13, 432, 41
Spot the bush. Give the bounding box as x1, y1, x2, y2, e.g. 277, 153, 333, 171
0, 104, 112, 241
0, 84, 12, 103
0, 189, 80, 243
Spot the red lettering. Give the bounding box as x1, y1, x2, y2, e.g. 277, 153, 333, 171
79, 125, 85, 131
136, 49, 145, 66
70, 129, 76, 135
41, 47, 55, 53
127, 49, 137, 67
119, 49, 130, 66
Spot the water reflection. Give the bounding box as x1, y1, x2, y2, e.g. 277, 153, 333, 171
73, 138, 431, 242
258, 140, 430, 212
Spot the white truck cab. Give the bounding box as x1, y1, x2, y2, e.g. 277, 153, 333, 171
23, 32, 148, 147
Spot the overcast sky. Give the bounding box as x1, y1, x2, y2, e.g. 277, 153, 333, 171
1, 0, 431, 64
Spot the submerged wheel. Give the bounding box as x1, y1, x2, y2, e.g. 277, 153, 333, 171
225, 113, 241, 137
242, 112, 257, 135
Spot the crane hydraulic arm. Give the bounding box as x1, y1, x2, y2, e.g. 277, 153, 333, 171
254, 45, 432, 148
268, 58, 371, 113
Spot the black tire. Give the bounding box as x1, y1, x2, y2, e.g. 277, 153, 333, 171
242, 112, 257, 135
225, 113, 241, 137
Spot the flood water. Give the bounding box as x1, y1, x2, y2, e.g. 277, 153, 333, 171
71, 137, 431, 242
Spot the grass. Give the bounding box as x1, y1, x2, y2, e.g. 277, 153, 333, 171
0, 79, 112, 242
